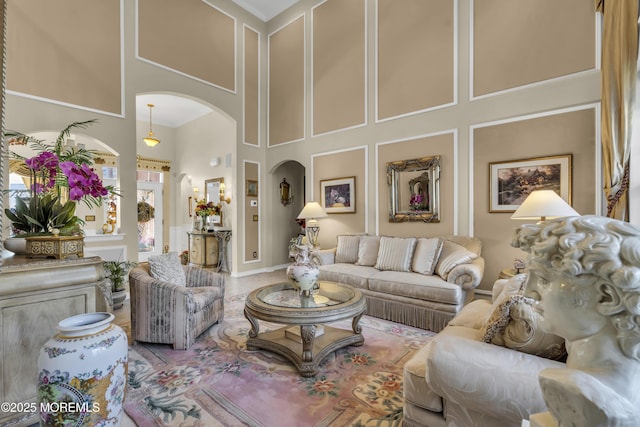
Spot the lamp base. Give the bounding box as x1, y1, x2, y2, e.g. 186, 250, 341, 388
306, 226, 320, 248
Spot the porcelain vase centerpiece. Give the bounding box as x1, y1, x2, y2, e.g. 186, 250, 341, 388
287, 244, 319, 295
37, 312, 128, 427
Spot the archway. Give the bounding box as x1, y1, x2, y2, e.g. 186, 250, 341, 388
270, 159, 305, 267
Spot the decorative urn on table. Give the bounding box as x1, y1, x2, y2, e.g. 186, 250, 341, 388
287, 244, 319, 295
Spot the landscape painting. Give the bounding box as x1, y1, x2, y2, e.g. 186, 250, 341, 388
489, 154, 572, 212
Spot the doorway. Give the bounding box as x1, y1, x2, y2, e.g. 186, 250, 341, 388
137, 174, 164, 261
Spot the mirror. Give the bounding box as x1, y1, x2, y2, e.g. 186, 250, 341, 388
204, 177, 224, 226
386, 156, 440, 222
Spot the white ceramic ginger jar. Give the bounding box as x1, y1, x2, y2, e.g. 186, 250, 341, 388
37, 312, 128, 427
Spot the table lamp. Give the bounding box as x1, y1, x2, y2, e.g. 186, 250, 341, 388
297, 201, 328, 248
510, 190, 579, 222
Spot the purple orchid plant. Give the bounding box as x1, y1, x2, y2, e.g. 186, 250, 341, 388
5, 120, 117, 236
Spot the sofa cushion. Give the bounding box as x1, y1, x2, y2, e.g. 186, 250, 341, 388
335, 234, 362, 264
435, 241, 478, 280
375, 236, 417, 272
412, 237, 444, 275
356, 235, 380, 266
368, 270, 464, 305
317, 264, 378, 290
190, 286, 224, 312
148, 252, 186, 286
480, 276, 566, 361
448, 299, 491, 330
403, 342, 444, 413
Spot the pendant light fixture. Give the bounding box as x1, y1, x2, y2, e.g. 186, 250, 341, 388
143, 103, 160, 147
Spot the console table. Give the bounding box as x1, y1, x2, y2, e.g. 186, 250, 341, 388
187, 228, 231, 272
0, 255, 106, 427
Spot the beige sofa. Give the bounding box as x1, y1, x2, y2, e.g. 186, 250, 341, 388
403, 275, 566, 427
311, 234, 484, 332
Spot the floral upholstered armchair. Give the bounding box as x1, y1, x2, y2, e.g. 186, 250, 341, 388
129, 254, 225, 350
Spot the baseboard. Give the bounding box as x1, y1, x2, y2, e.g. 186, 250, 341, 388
474, 289, 492, 301
231, 264, 288, 278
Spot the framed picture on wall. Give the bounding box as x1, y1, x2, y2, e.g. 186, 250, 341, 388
246, 180, 258, 197
489, 154, 572, 212
320, 176, 356, 214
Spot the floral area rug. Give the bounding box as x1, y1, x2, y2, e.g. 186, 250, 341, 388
124, 293, 434, 427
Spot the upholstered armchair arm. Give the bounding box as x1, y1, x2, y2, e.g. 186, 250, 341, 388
184, 265, 225, 292
447, 257, 485, 290
310, 248, 336, 265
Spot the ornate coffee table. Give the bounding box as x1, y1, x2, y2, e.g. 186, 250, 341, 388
244, 281, 366, 377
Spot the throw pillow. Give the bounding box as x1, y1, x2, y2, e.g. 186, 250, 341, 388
480, 277, 567, 361
374, 236, 417, 272
411, 237, 444, 275
335, 235, 362, 264
435, 241, 478, 280
356, 236, 380, 266
148, 252, 187, 286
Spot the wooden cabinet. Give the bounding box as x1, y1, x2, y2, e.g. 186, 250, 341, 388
187, 229, 232, 272
188, 232, 219, 267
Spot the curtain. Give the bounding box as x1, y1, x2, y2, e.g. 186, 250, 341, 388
596, 0, 638, 219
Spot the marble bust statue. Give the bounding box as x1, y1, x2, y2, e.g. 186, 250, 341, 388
511, 215, 640, 427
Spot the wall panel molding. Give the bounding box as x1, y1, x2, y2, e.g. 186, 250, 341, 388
471, 0, 596, 99
311, 0, 366, 136
137, 0, 236, 93
244, 24, 260, 147
268, 14, 305, 147
376, 0, 456, 122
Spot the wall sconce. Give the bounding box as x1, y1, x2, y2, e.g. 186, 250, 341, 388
219, 182, 231, 204
189, 187, 200, 217
280, 178, 293, 206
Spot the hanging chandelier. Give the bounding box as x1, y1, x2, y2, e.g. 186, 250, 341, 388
143, 103, 160, 147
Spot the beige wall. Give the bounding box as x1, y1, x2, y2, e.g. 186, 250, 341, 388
473, 107, 597, 290
377, 0, 454, 120
3, 0, 603, 280
268, 16, 305, 146
473, 0, 595, 97
243, 161, 260, 262
312, 0, 365, 134
7, 0, 121, 114
312, 148, 366, 248
244, 25, 260, 146
138, 0, 236, 92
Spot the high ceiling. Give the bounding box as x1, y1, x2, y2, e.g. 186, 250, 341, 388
135, 1, 302, 129
231, 0, 300, 21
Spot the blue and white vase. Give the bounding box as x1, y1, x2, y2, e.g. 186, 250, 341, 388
287, 245, 319, 295
37, 312, 128, 427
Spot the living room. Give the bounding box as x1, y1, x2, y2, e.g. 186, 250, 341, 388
0, 0, 635, 426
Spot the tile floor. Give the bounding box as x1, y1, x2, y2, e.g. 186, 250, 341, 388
119, 268, 288, 426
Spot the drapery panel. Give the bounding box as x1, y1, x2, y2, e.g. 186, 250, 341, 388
596, 0, 638, 219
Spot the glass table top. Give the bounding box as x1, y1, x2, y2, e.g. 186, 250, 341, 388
256, 281, 356, 309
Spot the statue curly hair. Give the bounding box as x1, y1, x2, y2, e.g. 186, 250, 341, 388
511, 215, 640, 361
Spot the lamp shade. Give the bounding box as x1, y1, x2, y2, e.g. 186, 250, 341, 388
510, 190, 579, 221
297, 202, 328, 220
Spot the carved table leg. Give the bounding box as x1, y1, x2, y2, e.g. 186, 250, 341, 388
352, 312, 363, 334
244, 308, 260, 338
300, 325, 316, 362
